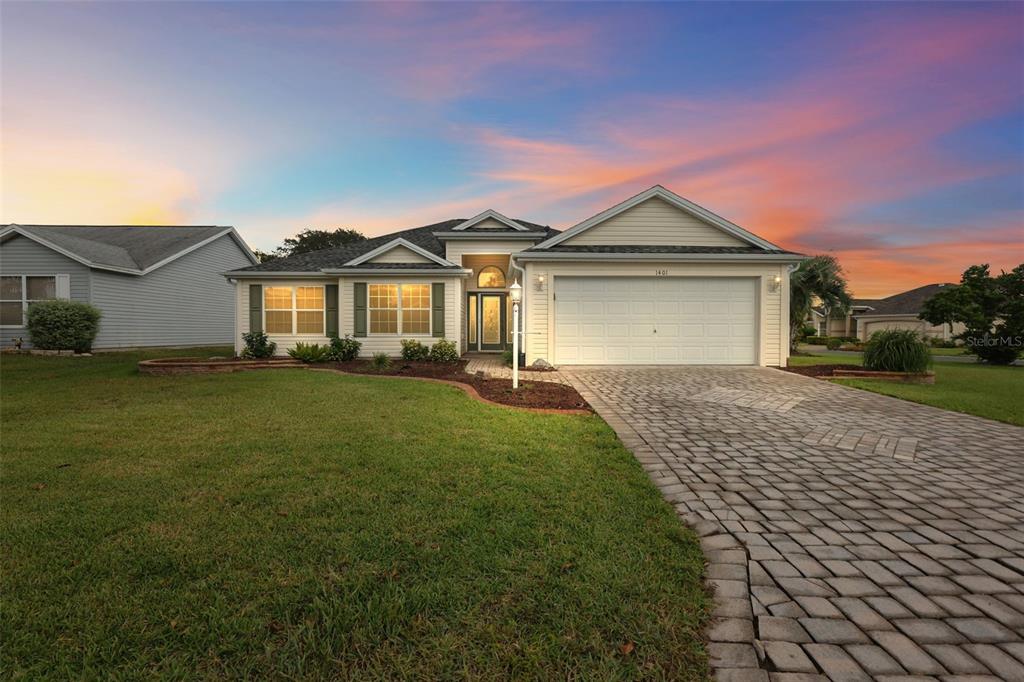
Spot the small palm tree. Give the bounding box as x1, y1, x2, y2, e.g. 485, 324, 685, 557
789, 255, 853, 351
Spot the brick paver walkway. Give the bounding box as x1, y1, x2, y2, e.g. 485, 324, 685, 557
463, 353, 573, 385
565, 366, 1024, 681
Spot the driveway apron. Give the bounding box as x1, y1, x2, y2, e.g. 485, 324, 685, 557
565, 366, 1024, 681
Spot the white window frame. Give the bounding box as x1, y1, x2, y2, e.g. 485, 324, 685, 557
263, 285, 326, 336
367, 282, 432, 337
0, 274, 63, 328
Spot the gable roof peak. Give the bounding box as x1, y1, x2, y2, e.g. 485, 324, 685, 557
532, 184, 783, 251
452, 209, 528, 231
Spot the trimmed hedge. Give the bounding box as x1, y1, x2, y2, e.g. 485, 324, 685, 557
25, 300, 101, 353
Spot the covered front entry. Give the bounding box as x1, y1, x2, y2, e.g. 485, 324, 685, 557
467, 292, 507, 351
553, 276, 757, 364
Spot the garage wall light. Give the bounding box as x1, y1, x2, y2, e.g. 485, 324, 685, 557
768, 274, 782, 293
535, 273, 546, 291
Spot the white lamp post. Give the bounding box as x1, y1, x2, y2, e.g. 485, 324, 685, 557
509, 280, 522, 389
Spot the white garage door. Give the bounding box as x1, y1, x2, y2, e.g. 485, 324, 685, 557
554, 277, 757, 365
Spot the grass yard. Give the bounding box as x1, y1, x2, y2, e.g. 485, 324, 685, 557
0, 349, 708, 680
789, 354, 1024, 426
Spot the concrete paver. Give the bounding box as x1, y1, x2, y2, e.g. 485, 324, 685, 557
564, 366, 1024, 681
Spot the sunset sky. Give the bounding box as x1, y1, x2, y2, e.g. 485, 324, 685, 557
2, 2, 1022, 297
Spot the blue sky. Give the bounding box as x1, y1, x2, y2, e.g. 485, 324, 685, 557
2, 1, 1021, 295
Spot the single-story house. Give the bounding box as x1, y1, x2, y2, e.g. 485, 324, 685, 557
809, 283, 964, 341
0, 225, 257, 349
227, 186, 803, 366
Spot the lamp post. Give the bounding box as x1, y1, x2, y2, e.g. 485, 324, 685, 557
509, 280, 522, 389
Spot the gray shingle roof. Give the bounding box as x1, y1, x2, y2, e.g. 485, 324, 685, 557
3, 225, 238, 272
858, 283, 955, 316
235, 219, 558, 273
522, 244, 801, 255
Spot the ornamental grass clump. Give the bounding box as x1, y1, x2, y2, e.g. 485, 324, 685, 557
863, 329, 932, 373
287, 342, 329, 363
370, 352, 392, 372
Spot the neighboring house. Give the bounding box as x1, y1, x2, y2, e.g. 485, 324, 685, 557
0, 225, 257, 349
226, 186, 803, 366
808, 283, 964, 341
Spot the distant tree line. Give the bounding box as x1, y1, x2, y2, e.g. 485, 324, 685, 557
254, 228, 366, 262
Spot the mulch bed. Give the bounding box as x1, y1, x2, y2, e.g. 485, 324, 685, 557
781, 364, 935, 384
781, 364, 856, 377
331, 360, 590, 411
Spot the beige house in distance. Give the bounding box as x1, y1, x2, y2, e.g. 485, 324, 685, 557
225, 186, 804, 366
810, 283, 965, 341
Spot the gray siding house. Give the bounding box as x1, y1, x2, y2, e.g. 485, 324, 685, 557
0, 225, 257, 349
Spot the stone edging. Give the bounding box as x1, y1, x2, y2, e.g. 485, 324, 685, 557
138, 357, 302, 375
309, 368, 592, 415
567, 373, 762, 681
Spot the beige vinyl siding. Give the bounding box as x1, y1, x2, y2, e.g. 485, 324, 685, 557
561, 197, 748, 247
235, 278, 336, 355
365, 244, 433, 264
523, 261, 788, 367
444, 240, 537, 265
340, 276, 460, 356
467, 217, 512, 229
857, 317, 963, 341
0, 235, 91, 348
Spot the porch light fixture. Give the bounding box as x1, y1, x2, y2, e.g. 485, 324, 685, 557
535, 273, 546, 292
510, 281, 522, 389
768, 274, 782, 293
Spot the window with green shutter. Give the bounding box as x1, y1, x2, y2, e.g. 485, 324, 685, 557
353, 282, 367, 337
325, 284, 339, 337
431, 282, 444, 337
248, 284, 263, 333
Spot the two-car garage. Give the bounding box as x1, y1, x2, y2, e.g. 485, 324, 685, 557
552, 276, 758, 365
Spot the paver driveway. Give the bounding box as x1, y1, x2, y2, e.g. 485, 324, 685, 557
565, 366, 1024, 681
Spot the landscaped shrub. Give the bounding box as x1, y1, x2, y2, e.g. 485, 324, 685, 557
501, 349, 514, 367
25, 300, 101, 353
241, 330, 277, 359
799, 325, 817, 340
964, 334, 1021, 365
825, 337, 842, 350
327, 334, 361, 361
287, 342, 329, 363
802, 335, 829, 345
863, 329, 931, 373
428, 339, 459, 363
370, 352, 392, 371
400, 339, 430, 361
929, 338, 959, 348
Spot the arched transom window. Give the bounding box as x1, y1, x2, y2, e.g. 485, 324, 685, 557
477, 266, 506, 289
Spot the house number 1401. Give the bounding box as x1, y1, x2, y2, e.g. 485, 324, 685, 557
655, 269, 669, 276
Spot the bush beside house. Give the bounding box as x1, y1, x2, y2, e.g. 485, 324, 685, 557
25, 300, 101, 353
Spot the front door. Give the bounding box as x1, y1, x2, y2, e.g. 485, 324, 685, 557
469, 293, 506, 351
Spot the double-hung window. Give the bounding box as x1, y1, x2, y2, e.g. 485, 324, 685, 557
0, 275, 59, 327
264, 286, 324, 335
369, 283, 430, 335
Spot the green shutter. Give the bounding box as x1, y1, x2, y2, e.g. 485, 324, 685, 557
431, 282, 445, 338
249, 284, 263, 333
353, 282, 367, 337
325, 284, 339, 337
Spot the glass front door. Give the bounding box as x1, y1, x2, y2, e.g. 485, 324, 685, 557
470, 293, 506, 351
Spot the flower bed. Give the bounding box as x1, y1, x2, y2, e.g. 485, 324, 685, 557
782, 364, 935, 384
331, 360, 590, 412
138, 357, 302, 375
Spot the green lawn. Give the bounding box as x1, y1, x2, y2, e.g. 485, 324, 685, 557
789, 354, 1024, 426
0, 349, 708, 680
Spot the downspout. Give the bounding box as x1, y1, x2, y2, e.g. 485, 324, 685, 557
510, 257, 527, 362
